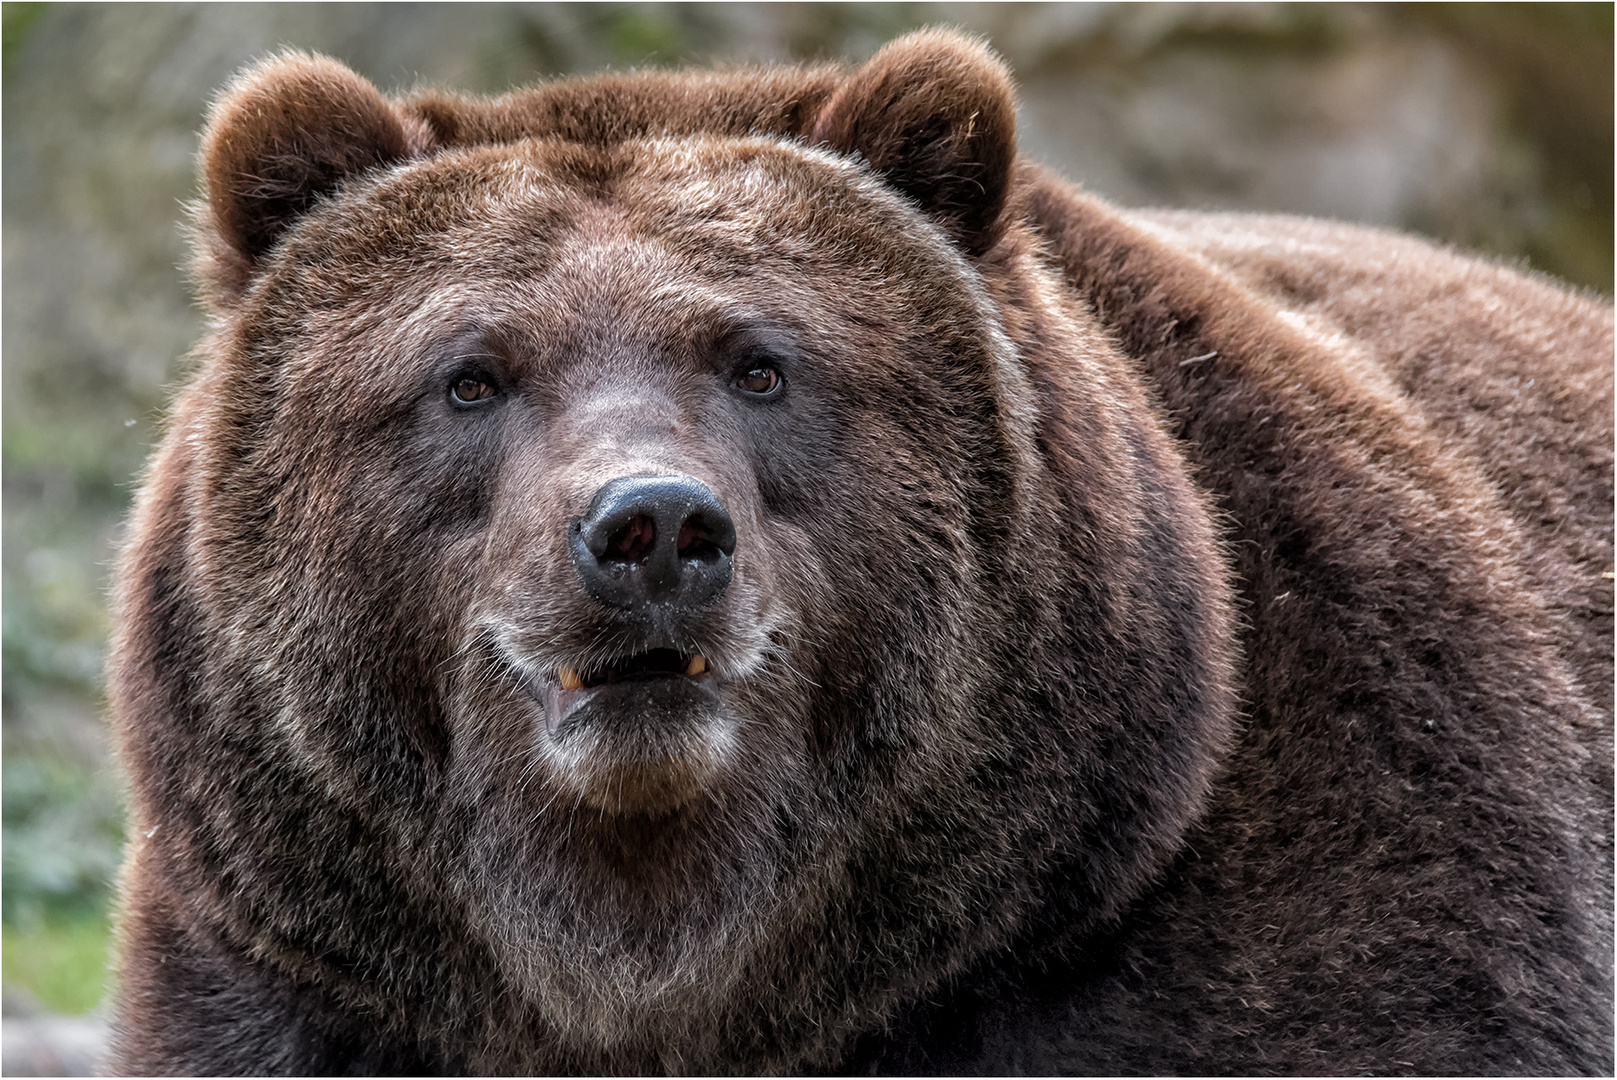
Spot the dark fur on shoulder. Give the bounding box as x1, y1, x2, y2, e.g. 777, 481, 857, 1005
110, 29, 1611, 1076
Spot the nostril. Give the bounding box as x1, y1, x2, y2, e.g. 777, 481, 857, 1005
677, 514, 730, 563
608, 515, 656, 562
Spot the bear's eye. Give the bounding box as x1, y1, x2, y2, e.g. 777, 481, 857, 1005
734, 366, 782, 397
449, 375, 499, 405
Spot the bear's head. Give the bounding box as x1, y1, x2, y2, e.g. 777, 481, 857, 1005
116, 30, 1236, 1070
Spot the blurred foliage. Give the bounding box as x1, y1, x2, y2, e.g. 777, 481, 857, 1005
2, 912, 114, 1015
1, 2, 47, 81
1403, 2, 1614, 292
2, 754, 123, 1014
2, 0, 1610, 1019
2, 755, 125, 926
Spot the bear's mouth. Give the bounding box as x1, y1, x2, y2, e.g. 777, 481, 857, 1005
558, 648, 709, 690
536, 648, 721, 738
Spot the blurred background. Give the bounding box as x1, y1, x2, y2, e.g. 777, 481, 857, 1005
1, 2, 1610, 1072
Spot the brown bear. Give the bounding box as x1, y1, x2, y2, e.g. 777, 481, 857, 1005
107, 29, 1612, 1075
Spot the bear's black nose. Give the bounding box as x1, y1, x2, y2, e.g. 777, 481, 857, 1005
568, 475, 736, 613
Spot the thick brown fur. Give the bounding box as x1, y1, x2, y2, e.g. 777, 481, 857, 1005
109, 30, 1611, 1076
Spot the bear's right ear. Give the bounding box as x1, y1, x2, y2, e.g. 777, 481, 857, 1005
811, 30, 1018, 258
198, 52, 414, 301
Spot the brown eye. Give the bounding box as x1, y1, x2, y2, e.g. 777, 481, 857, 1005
450, 376, 497, 404
735, 366, 781, 396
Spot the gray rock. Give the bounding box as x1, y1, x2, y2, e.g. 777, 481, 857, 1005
1, 1015, 109, 1077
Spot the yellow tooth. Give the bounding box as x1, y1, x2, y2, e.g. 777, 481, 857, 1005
558, 666, 583, 691
685, 655, 707, 676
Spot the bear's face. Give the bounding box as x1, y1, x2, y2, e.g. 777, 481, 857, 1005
197, 132, 1031, 1027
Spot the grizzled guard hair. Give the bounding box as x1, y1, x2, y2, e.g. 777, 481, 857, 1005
109, 29, 1611, 1075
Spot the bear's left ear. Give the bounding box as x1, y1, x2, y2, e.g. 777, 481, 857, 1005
811, 29, 1017, 258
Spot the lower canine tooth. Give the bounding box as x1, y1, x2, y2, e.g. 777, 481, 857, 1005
685, 655, 707, 676
558, 666, 583, 691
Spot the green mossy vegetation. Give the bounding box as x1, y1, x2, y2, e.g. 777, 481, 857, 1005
2, 908, 115, 1015
1, 2, 47, 81
2, 754, 124, 1014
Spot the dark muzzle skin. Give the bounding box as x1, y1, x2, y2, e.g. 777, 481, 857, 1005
568, 474, 737, 618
